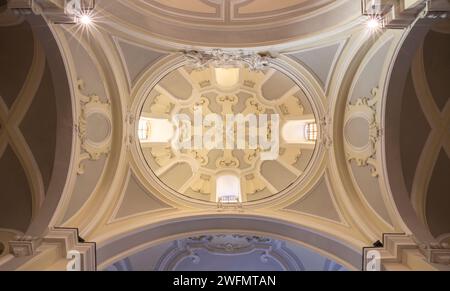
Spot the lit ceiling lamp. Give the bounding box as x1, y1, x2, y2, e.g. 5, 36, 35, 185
362, 0, 386, 31
78, 13, 93, 25
362, 0, 433, 30
214, 68, 240, 89
8, 0, 96, 25
66, 0, 96, 25
367, 17, 381, 30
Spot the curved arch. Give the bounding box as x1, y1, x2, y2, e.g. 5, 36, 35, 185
383, 18, 448, 243
152, 235, 307, 271
96, 214, 361, 270
128, 54, 328, 209
327, 29, 394, 242
21, 15, 74, 237
97, 0, 361, 48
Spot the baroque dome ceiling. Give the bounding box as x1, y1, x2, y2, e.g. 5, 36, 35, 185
98, 0, 361, 46
130, 0, 334, 24
1, 0, 450, 272
138, 64, 317, 203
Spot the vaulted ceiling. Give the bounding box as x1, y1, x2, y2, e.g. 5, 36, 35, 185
395, 19, 450, 241
97, 0, 361, 46
0, 8, 72, 258
104, 234, 347, 271
138, 65, 316, 203
0, 0, 449, 271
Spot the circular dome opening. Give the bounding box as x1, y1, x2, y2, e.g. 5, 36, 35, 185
138, 65, 318, 203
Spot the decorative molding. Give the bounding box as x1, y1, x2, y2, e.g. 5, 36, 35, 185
190, 174, 212, 195
150, 146, 173, 167
184, 49, 271, 71
8, 236, 41, 257
125, 111, 135, 150
7, 228, 96, 271
279, 95, 304, 117
363, 233, 449, 270
93, 0, 360, 47
8, 0, 95, 24
363, 233, 415, 271
216, 151, 240, 169
244, 173, 266, 195
345, 88, 382, 177
417, 241, 450, 265
187, 234, 271, 254
217, 196, 243, 212
44, 227, 96, 271
135, 65, 318, 203
361, 0, 428, 29
319, 113, 333, 149
155, 234, 304, 271
75, 79, 111, 175
130, 54, 326, 209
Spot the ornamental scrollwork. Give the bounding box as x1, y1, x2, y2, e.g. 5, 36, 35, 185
344, 87, 383, 177
155, 234, 304, 271
319, 113, 333, 149
184, 49, 271, 71
75, 79, 112, 175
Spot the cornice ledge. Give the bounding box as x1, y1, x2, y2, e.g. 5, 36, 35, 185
363, 233, 450, 271
8, 227, 96, 271
43, 227, 96, 271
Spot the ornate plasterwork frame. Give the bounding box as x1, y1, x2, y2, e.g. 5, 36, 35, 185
137, 63, 316, 203
344, 87, 382, 177
5, 0, 445, 272
75, 79, 112, 175
128, 52, 327, 209
184, 49, 271, 71
155, 234, 305, 271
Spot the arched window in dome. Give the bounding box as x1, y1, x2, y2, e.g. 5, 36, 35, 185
138, 118, 151, 141
282, 120, 317, 144
304, 122, 318, 142
138, 117, 174, 143
216, 174, 241, 203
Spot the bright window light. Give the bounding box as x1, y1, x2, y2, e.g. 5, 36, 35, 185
305, 123, 318, 141
216, 174, 241, 202
138, 119, 150, 141
282, 120, 317, 143
214, 68, 240, 88
139, 118, 174, 143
